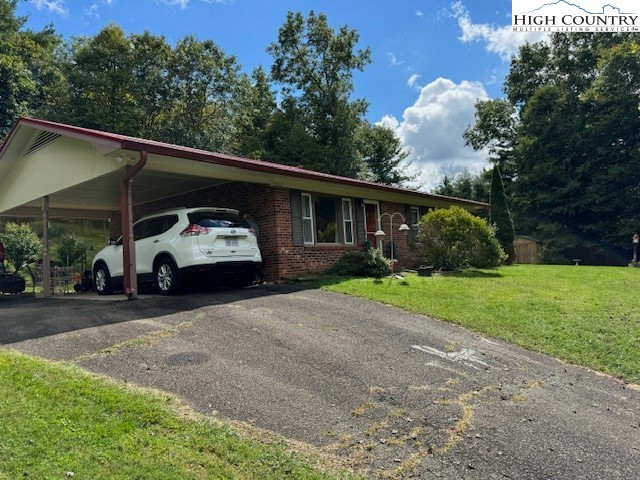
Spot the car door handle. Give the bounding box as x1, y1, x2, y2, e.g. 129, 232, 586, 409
153, 239, 160, 243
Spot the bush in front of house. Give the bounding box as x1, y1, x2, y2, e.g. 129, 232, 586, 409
330, 243, 392, 278
417, 206, 506, 270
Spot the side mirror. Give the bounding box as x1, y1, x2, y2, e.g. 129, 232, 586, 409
109, 238, 118, 246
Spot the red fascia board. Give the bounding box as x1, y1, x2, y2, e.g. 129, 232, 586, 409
121, 139, 488, 208
0, 118, 28, 158
19, 117, 126, 145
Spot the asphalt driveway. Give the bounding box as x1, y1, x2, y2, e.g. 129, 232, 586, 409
2, 286, 639, 479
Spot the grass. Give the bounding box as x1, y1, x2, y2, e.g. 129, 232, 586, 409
0, 349, 357, 480
320, 265, 640, 384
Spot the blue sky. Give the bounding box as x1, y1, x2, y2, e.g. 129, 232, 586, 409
18, 0, 547, 190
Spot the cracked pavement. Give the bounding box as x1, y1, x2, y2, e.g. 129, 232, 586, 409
2, 286, 639, 478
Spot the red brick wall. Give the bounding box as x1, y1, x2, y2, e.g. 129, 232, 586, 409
110, 183, 422, 281
378, 202, 422, 271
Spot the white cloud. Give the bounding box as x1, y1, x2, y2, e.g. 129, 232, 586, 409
29, 0, 68, 16
379, 78, 490, 191
83, 3, 100, 19
407, 74, 421, 89
451, 1, 548, 61
158, 0, 189, 8
416, 10, 424, 17
386, 52, 404, 66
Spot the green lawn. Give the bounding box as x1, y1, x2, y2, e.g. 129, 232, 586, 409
0, 349, 357, 480
321, 265, 640, 384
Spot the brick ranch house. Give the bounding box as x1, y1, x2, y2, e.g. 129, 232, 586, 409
0, 117, 487, 293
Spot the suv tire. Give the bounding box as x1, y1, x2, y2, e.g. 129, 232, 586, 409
155, 257, 180, 295
94, 263, 114, 295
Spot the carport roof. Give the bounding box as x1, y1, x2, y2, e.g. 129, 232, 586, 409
0, 117, 488, 218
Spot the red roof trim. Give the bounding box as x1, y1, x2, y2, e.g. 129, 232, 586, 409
3, 117, 488, 208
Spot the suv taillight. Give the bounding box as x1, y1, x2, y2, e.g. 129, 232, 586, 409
180, 224, 211, 237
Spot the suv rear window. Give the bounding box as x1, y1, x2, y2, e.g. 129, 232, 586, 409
188, 211, 250, 229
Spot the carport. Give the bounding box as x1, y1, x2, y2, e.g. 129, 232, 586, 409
0, 118, 342, 298
0, 118, 488, 298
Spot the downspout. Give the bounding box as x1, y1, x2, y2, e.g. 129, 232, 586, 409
120, 150, 147, 299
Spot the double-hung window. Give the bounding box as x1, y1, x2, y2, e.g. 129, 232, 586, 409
342, 199, 354, 244
300, 193, 355, 245
301, 193, 314, 244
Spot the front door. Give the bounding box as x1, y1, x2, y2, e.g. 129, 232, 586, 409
363, 202, 380, 248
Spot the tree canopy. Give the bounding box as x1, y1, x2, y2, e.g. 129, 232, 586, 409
266, 10, 372, 177
465, 33, 640, 263
0, 222, 42, 272
433, 170, 490, 203
0, 0, 65, 136
0, 5, 411, 187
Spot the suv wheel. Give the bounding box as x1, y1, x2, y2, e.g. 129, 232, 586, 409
155, 257, 180, 295
94, 263, 114, 295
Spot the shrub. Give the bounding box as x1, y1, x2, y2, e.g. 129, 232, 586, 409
330, 244, 392, 278
0, 222, 42, 273
417, 206, 506, 270
56, 234, 87, 270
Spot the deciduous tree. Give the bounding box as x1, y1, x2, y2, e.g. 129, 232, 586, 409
0, 0, 66, 136
466, 33, 640, 261
463, 99, 517, 182
67, 24, 139, 135
162, 35, 243, 152
267, 11, 371, 177
0, 222, 42, 273
358, 123, 415, 186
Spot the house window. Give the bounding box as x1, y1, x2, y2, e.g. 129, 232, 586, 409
410, 207, 420, 235
342, 198, 354, 244
301, 193, 314, 244
299, 192, 354, 245
315, 196, 338, 243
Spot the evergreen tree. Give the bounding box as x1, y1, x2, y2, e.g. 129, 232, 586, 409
489, 165, 515, 264
433, 170, 490, 203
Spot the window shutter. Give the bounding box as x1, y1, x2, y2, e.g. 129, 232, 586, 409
404, 205, 413, 236
290, 190, 304, 246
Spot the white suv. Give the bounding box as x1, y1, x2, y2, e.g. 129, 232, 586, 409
92, 207, 262, 295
